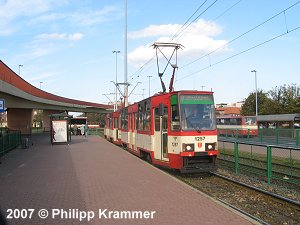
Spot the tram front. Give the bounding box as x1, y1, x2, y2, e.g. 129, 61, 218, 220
170, 91, 218, 173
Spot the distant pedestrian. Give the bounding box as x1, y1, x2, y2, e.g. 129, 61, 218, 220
73, 124, 78, 135
84, 124, 88, 138
80, 125, 84, 136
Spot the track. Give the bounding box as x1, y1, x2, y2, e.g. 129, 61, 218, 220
171, 171, 300, 225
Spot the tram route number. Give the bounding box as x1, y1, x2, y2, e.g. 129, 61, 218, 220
195, 137, 205, 141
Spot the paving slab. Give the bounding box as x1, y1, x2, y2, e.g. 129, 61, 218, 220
0, 134, 259, 225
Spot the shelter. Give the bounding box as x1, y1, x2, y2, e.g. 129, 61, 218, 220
49, 113, 72, 144
257, 114, 300, 128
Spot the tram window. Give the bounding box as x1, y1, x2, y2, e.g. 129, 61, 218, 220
162, 107, 168, 131
144, 101, 151, 131
245, 117, 256, 125
121, 109, 128, 130
171, 105, 180, 130
124, 109, 128, 129
138, 113, 143, 130
138, 103, 144, 131
144, 112, 150, 131
155, 108, 160, 131
114, 118, 118, 128
229, 118, 242, 125
109, 118, 112, 129
135, 113, 138, 130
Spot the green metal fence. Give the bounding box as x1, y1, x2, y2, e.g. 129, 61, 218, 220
218, 128, 300, 147
87, 128, 104, 136
218, 140, 300, 186
0, 129, 21, 156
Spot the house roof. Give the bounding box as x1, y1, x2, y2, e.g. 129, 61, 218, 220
216, 107, 241, 115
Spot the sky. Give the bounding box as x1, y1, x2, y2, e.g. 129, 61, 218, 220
1, 0, 300, 107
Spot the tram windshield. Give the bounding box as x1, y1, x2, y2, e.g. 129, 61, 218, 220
179, 94, 216, 131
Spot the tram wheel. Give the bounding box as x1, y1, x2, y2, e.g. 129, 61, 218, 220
146, 154, 152, 164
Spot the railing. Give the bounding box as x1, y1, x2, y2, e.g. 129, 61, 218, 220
87, 128, 104, 136
218, 140, 300, 186
0, 128, 21, 156
218, 128, 300, 147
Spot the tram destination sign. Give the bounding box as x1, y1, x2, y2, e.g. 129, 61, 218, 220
180, 94, 213, 105
0, 99, 4, 113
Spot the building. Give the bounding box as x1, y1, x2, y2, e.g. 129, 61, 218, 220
215, 101, 244, 116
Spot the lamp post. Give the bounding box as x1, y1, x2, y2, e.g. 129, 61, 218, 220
251, 70, 258, 117
147, 75, 152, 97
39, 81, 43, 90
18, 64, 23, 76
113, 50, 120, 111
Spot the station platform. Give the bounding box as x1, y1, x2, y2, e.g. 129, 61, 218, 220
0, 134, 259, 225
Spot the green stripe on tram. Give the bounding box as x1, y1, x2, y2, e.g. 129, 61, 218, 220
171, 95, 178, 105
180, 99, 214, 105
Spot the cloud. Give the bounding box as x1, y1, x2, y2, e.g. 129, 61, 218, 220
0, 0, 68, 36
128, 19, 229, 67
0, 0, 66, 20
29, 5, 120, 27
28, 13, 67, 25
70, 6, 120, 26
128, 19, 222, 39
35, 32, 84, 41
0, 27, 15, 36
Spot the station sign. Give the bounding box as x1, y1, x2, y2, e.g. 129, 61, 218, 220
0, 99, 4, 113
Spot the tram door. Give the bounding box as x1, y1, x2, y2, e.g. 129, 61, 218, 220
154, 105, 169, 161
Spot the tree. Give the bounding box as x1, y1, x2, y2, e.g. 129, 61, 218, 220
240, 90, 271, 116
241, 84, 300, 116
268, 84, 300, 114
78, 112, 106, 127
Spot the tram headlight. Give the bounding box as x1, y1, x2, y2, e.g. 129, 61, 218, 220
182, 143, 194, 152
205, 143, 216, 151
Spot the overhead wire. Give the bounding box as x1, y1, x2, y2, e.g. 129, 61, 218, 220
180, 0, 300, 69
129, 0, 300, 97
176, 25, 300, 82
131, 0, 243, 84
129, 0, 244, 99
129, 0, 211, 82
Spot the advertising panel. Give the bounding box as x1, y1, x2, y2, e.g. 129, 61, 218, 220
52, 120, 68, 143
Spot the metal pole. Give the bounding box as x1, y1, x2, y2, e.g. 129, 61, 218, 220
39, 81, 43, 89
18, 64, 23, 76
234, 142, 239, 175
124, 0, 128, 107
251, 70, 258, 117
113, 50, 120, 111
267, 146, 272, 185
147, 76, 152, 97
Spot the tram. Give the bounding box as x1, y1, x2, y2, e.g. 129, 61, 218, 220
104, 42, 218, 172
217, 115, 258, 137
104, 91, 218, 172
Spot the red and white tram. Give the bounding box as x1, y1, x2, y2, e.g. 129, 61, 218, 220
217, 115, 258, 137
104, 90, 218, 173
104, 111, 122, 145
